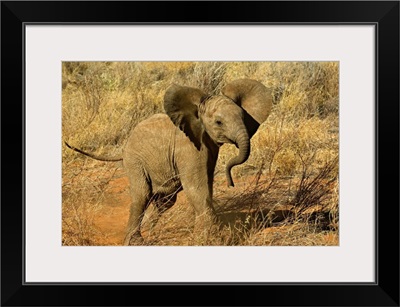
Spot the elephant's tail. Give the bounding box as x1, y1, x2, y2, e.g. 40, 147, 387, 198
64, 141, 123, 162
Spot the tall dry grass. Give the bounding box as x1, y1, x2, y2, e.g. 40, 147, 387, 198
62, 61, 339, 246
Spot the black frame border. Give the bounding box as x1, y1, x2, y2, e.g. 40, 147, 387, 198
1, 1, 399, 306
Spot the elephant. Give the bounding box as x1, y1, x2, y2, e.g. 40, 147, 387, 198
65, 79, 272, 245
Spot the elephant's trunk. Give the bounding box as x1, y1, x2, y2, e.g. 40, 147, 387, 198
225, 129, 250, 187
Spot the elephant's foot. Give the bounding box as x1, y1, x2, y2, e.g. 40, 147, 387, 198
192, 211, 221, 245
124, 233, 145, 246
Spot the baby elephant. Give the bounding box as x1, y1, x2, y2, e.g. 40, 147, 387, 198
66, 79, 272, 245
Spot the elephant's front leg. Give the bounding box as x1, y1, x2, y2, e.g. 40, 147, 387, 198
193, 205, 219, 245
182, 183, 219, 245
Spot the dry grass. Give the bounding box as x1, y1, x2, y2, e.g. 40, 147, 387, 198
62, 61, 339, 246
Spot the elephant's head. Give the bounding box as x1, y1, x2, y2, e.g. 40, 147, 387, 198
164, 79, 272, 187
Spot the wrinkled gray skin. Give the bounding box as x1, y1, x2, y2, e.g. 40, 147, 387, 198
122, 79, 272, 245
67, 79, 272, 245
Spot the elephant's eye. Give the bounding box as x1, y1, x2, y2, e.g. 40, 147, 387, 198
215, 120, 223, 126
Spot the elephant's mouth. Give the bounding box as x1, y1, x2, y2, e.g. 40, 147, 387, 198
217, 139, 237, 148
215, 135, 233, 147
229, 139, 239, 149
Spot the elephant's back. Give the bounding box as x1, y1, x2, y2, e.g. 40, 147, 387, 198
124, 113, 176, 153
134, 113, 174, 132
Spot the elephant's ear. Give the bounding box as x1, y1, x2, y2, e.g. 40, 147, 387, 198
164, 84, 208, 150
222, 79, 272, 138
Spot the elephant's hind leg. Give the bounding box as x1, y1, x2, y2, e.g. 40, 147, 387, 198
124, 171, 152, 246
149, 193, 178, 228
143, 192, 178, 237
